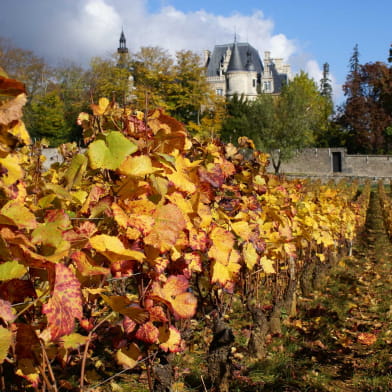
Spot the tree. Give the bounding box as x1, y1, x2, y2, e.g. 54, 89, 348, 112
170, 50, 212, 124
220, 94, 252, 144
338, 58, 392, 153
320, 63, 333, 101
315, 63, 335, 146
85, 56, 132, 104
0, 37, 51, 102
264, 72, 326, 173
55, 62, 89, 143
28, 90, 71, 146
130, 46, 175, 111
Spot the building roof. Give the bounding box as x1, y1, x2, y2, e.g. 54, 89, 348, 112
206, 42, 263, 77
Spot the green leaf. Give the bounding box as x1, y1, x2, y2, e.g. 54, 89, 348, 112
0, 326, 12, 364
0, 260, 27, 281
87, 131, 137, 170
61, 333, 89, 350
64, 153, 88, 190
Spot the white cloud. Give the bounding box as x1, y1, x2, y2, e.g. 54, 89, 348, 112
0, 0, 340, 100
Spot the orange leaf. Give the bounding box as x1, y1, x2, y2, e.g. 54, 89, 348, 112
357, 332, 377, 346
42, 264, 83, 340
208, 227, 235, 266
135, 321, 159, 344
144, 204, 186, 253
71, 251, 110, 277
159, 325, 185, 353
151, 275, 197, 319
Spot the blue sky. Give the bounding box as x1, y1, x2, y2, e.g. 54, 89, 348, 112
0, 0, 391, 103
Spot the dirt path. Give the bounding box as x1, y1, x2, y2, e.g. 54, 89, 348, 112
289, 189, 392, 391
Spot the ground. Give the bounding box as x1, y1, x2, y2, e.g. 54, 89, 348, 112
101, 187, 392, 392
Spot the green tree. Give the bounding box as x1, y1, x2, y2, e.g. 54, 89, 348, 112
265, 72, 326, 173
29, 91, 71, 146
315, 63, 335, 146
220, 94, 252, 144
55, 62, 89, 143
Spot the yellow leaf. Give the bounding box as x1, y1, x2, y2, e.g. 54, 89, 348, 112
90, 234, 145, 263
115, 343, 141, 369
0, 154, 23, 185
0, 326, 12, 364
260, 256, 276, 274
61, 333, 89, 350
0, 260, 27, 281
243, 242, 259, 270
211, 249, 241, 285
118, 155, 159, 177
232, 221, 252, 241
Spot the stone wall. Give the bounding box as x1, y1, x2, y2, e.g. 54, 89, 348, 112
40, 147, 392, 180
267, 148, 392, 179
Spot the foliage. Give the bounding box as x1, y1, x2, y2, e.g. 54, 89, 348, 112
28, 90, 72, 146
0, 67, 371, 392
221, 73, 330, 173
337, 58, 392, 153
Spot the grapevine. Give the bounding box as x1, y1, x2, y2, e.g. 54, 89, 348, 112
0, 72, 371, 391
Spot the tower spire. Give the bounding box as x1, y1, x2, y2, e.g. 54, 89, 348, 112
118, 29, 128, 54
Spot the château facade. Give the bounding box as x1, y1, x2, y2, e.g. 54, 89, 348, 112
204, 40, 291, 100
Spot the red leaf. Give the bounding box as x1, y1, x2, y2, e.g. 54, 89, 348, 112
42, 264, 83, 340
135, 321, 159, 344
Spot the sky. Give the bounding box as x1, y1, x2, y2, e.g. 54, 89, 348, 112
0, 0, 391, 103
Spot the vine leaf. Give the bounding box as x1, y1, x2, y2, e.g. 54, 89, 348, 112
159, 325, 184, 353
87, 131, 137, 170
144, 203, 186, 252
42, 264, 83, 340
60, 333, 89, 350
135, 321, 159, 344
100, 294, 149, 323
243, 242, 259, 270
71, 251, 110, 277
0, 260, 27, 281
151, 275, 197, 319
0, 326, 12, 364
0, 201, 37, 229
115, 343, 141, 369
0, 299, 15, 323
89, 234, 145, 263
0, 154, 24, 186
118, 155, 159, 177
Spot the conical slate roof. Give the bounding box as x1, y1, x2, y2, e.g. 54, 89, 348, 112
206, 42, 263, 77
227, 41, 244, 72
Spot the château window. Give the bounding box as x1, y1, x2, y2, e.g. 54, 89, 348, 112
216, 88, 223, 96
252, 79, 256, 87
263, 81, 272, 92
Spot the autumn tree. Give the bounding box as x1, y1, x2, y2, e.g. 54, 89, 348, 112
337, 44, 392, 153
170, 50, 212, 124
130, 46, 175, 111
0, 37, 51, 102
84, 55, 132, 104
